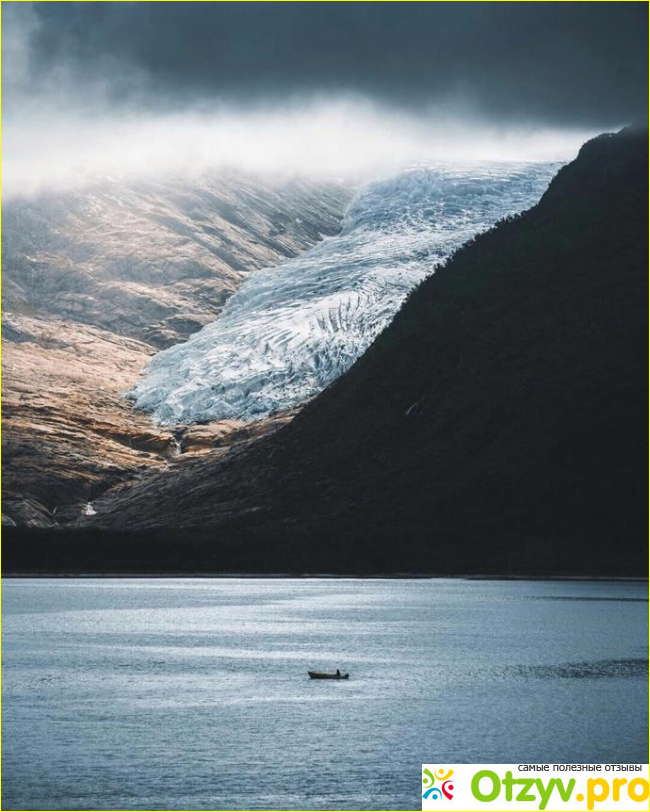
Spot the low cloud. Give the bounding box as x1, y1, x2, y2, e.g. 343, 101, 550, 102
3, 96, 596, 199
1, 2, 636, 198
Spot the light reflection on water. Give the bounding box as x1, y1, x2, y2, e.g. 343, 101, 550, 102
2, 577, 648, 810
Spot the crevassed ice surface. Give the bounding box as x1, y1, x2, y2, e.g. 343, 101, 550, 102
129, 161, 562, 424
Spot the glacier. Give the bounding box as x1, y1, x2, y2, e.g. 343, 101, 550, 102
128, 161, 563, 425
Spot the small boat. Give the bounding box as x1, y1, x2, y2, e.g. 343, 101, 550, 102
308, 670, 349, 680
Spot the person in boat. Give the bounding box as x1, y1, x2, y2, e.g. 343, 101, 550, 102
336, 669, 341, 676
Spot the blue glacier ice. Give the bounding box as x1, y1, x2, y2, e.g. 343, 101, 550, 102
128, 161, 563, 424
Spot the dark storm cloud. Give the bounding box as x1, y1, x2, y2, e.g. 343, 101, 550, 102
1, 2, 644, 197
16, 1, 650, 126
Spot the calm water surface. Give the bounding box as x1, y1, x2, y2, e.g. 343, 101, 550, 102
2, 578, 648, 810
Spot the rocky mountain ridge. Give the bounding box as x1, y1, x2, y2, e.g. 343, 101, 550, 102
2, 172, 351, 526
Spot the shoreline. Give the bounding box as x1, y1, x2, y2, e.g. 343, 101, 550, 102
2, 572, 647, 582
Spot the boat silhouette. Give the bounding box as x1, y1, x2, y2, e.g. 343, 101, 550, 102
307, 670, 349, 680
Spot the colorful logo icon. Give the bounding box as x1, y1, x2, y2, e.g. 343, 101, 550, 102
423, 767, 455, 801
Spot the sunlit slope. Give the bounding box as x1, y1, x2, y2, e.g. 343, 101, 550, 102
1, 173, 350, 526
2, 172, 349, 347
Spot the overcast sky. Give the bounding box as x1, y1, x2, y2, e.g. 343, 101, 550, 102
2, 2, 647, 195
8, 1, 647, 123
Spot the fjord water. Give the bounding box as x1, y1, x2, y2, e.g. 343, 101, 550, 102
2, 578, 647, 811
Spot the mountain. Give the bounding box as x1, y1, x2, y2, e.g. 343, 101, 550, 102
2, 173, 350, 526
2, 173, 349, 347
4, 126, 647, 576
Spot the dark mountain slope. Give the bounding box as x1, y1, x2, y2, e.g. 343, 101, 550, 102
5, 126, 647, 575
